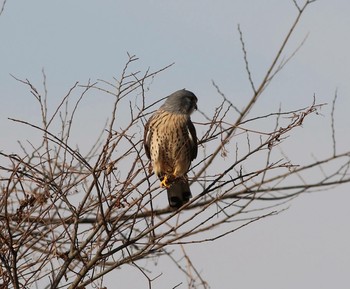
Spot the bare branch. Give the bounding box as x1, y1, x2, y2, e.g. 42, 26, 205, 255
0, 0, 6, 17
237, 24, 256, 94
331, 89, 338, 157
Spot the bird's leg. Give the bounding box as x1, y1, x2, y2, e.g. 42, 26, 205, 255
160, 175, 171, 188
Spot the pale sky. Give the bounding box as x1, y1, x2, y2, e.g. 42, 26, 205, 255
1, 1, 350, 288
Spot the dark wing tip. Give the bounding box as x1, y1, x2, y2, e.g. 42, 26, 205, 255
143, 118, 152, 160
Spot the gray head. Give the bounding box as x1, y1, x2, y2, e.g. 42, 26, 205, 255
160, 89, 198, 115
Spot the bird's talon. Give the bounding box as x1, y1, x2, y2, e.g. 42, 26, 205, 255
160, 175, 171, 188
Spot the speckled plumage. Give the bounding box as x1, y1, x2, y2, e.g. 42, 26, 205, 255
144, 89, 198, 208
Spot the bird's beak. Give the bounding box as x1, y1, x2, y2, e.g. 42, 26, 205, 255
194, 103, 198, 110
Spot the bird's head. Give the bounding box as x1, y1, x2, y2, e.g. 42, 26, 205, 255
160, 89, 198, 115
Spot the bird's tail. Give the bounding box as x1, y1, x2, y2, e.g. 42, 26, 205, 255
167, 178, 192, 208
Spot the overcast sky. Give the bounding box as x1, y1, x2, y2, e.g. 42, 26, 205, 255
1, 1, 350, 288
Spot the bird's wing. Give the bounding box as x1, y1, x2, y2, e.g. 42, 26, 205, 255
143, 117, 152, 160
187, 118, 197, 160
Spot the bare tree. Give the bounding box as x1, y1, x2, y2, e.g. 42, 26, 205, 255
1, 1, 348, 288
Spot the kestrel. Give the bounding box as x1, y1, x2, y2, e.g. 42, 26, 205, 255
144, 89, 198, 208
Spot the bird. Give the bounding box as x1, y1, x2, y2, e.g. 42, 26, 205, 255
144, 89, 198, 208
